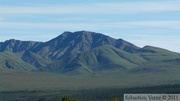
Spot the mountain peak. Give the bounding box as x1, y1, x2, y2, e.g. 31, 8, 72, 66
4, 39, 20, 43
33, 31, 139, 60
60, 31, 108, 38
7, 39, 17, 41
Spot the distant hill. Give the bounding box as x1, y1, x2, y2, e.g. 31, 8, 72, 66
131, 46, 180, 73
0, 39, 41, 52
0, 31, 179, 74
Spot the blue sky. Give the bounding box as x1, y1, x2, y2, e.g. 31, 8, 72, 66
0, 0, 180, 52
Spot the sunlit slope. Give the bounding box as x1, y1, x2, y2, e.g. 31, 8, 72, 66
0, 52, 36, 71
41, 45, 146, 74
131, 46, 180, 72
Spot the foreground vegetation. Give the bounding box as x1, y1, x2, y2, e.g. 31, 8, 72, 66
0, 84, 180, 101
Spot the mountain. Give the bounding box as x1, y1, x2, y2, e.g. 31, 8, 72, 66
0, 31, 139, 60
0, 31, 179, 74
40, 45, 146, 74
31, 31, 140, 60
0, 31, 140, 68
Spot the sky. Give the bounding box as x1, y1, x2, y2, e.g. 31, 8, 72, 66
0, 0, 180, 52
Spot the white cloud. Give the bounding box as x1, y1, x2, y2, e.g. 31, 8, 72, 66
0, 21, 180, 30
111, 21, 180, 29
0, 1, 180, 14
0, 22, 98, 30
55, 17, 84, 21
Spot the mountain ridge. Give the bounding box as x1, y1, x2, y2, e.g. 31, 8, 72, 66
31, 31, 140, 60
0, 39, 41, 52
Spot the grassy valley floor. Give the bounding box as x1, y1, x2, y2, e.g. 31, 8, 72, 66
0, 69, 180, 100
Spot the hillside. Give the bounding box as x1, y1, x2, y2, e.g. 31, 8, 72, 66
41, 45, 146, 74
41, 45, 180, 74
131, 46, 180, 73
21, 50, 50, 68
0, 52, 36, 71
